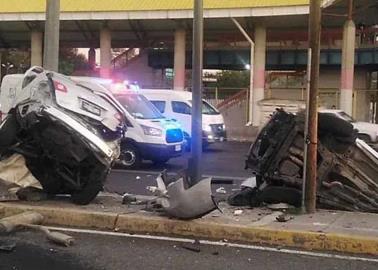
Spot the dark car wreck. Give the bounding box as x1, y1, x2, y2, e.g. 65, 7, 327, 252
229, 109, 378, 213
0, 67, 126, 204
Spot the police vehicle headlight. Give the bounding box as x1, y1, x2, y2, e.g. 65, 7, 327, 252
141, 125, 162, 137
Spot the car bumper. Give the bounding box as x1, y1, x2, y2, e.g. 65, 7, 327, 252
203, 130, 227, 144
138, 142, 183, 161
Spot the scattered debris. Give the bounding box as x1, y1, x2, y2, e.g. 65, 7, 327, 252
122, 194, 137, 205
0, 241, 16, 253
230, 109, 378, 213
241, 177, 256, 189
216, 187, 227, 194
146, 172, 218, 220
276, 214, 293, 223
146, 186, 158, 193
212, 251, 219, 256
16, 187, 48, 201
250, 212, 283, 227
233, 209, 243, 216
181, 240, 201, 253
267, 203, 293, 211
0, 212, 43, 233
0, 211, 74, 247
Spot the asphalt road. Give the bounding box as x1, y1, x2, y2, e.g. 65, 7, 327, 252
1, 230, 377, 270
106, 141, 251, 195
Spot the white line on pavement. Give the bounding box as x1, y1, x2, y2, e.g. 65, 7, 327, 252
110, 169, 247, 181
46, 226, 378, 263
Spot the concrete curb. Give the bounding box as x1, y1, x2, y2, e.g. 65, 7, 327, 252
1, 203, 377, 256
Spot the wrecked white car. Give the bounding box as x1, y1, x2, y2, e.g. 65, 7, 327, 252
0, 67, 126, 204
229, 109, 378, 213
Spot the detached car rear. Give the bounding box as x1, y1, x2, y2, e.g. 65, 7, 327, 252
0, 67, 125, 204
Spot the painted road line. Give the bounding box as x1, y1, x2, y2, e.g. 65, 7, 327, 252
46, 226, 378, 263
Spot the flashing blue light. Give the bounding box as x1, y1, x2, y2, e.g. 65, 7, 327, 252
166, 128, 184, 143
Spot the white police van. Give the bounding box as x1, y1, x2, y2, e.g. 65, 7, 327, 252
139, 89, 226, 149
71, 78, 184, 169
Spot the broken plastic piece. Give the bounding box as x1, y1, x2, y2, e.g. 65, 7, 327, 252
233, 209, 243, 216
216, 187, 227, 194
154, 174, 218, 220
241, 177, 257, 189
0, 211, 44, 233
0, 241, 16, 253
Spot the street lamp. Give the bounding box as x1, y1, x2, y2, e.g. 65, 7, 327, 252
1, 62, 14, 74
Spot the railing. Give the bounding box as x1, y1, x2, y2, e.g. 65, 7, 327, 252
202, 87, 247, 107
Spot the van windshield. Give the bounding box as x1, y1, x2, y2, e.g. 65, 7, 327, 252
189, 100, 220, 115
116, 94, 164, 120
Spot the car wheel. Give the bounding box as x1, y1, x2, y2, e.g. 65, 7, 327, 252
71, 167, 106, 205
119, 143, 141, 169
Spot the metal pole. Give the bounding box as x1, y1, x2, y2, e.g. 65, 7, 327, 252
302, 48, 312, 212
188, 0, 203, 184
231, 18, 255, 126
305, 0, 321, 214
43, 0, 60, 71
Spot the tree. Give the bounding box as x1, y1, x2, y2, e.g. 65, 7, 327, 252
215, 70, 250, 88
59, 48, 90, 75
1, 49, 30, 74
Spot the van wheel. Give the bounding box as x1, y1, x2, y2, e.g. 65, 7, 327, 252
119, 143, 141, 169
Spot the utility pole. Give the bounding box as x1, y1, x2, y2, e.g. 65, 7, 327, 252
43, 0, 60, 71
304, 0, 322, 213
188, 0, 204, 184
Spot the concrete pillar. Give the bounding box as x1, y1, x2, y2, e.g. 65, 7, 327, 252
31, 31, 43, 67
252, 25, 266, 126
100, 28, 112, 78
340, 20, 356, 115
88, 48, 96, 70
43, 0, 60, 71
173, 29, 186, 90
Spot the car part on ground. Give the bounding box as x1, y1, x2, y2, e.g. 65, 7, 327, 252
229, 109, 378, 213
147, 172, 218, 219
0, 67, 125, 204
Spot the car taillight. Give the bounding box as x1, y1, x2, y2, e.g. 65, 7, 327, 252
53, 80, 68, 93
114, 112, 123, 122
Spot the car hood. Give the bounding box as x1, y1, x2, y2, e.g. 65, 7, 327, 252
353, 122, 378, 133
203, 113, 224, 126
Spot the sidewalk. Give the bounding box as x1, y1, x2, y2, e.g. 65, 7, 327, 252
1, 194, 377, 255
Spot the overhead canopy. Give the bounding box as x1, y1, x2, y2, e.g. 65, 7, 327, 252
0, 0, 376, 49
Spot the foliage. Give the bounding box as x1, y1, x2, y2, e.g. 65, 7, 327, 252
59, 48, 90, 75
215, 70, 250, 88
0, 48, 90, 76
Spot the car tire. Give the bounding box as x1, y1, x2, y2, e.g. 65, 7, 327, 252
71, 177, 104, 205
318, 113, 354, 137
119, 143, 142, 169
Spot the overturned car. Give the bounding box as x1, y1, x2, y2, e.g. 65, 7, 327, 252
229, 109, 378, 213
0, 67, 125, 204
